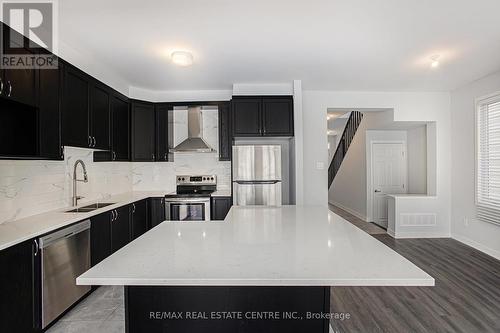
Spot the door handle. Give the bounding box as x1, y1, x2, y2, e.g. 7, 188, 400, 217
7, 80, 12, 97
374, 190, 381, 193
33, 239, 39, 256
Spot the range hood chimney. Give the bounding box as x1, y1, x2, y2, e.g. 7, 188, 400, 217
171, 106, 216, 153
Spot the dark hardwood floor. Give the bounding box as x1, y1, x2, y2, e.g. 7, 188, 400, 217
329, 208, 500, 333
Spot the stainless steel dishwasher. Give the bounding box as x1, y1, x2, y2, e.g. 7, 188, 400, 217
39, 220, 91, 328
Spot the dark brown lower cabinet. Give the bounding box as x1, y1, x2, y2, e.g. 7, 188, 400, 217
211, 196, 232, 220
131, 199, 148, 239
149, 198, 166, 228
111, 205, 131, 252
0, 239, 37, 333
90, 212, 112, 267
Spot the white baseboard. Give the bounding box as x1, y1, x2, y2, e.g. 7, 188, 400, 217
392, 231, 450, 239
452, 234, 500, 261
329, 201, 368, 222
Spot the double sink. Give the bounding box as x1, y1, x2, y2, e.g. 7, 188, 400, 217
66, 202, 116, 213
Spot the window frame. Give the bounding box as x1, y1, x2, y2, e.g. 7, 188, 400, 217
475, 91, 500, 226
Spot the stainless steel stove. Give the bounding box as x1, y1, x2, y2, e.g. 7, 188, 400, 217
164, 175, 216, 221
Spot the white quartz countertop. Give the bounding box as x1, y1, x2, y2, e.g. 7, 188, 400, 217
0, 191, 168, 251
77, 206, 434, 287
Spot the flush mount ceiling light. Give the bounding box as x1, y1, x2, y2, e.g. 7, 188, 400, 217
430, 55, 440, 68
171, 51, 193, 66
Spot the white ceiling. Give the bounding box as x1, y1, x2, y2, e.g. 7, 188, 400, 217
59, 0, 500, 92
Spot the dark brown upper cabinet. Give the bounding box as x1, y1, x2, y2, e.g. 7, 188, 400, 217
262, 97, 294, 136
111, 93, 130, 161
89, 81, 111, 150
131, 101, 156, 161
232, 97, 262, 136
1, 25, 38, 107
155, 103, 170, 162
61, 62, 90, 148
62, 62, 111, 150
232, 96, 294, 137
218, 102, 232, 161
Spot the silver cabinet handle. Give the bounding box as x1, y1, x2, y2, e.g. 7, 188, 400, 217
111, 210, 115, 221
92, 136, 96, 147
152, 153, 155, 161
132, 203, 136, 213
0, 78, 3, 95
115, 209, 118, 220
112, 151, 116, 160
374, 189, 381, 193
164, 152, 167, 160
7, 80, 12, 97
88, 135, 92, 147
33, 239, 39, 256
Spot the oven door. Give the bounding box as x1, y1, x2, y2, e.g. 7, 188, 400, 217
165, 197, 211, 221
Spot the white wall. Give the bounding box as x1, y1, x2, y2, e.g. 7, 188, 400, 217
303, 91, 451, 237
407, 126, 427, 194
450, 70, 500, 259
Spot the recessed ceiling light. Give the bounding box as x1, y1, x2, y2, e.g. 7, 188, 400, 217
430, 55, 440, 68
171, 51, 193, 66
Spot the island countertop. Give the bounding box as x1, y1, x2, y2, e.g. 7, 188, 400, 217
77, 205, 434, 287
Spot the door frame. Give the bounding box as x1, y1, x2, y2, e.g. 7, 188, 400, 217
366, 140, 408, 223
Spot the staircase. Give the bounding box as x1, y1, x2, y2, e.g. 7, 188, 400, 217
328, 111, 364, 188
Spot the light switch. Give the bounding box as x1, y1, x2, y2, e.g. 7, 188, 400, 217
316, 162, 325, 170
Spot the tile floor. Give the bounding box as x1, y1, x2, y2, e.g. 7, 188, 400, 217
46, 286, 125, 333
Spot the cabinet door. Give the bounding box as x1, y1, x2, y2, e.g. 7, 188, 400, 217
62, 63, 90, 148
111, 206, 131, 252
218, 102, 232, 161
262, 97, 294, 136
211, 197, 232, 220
131, 200, 148, 239
90, 83, 111, 150
0, 240, 35, 333
131, 102, 155, 161
2, 26, 37, 106
90, 212, 112, 266
232, 98, 261, 136
111, 94, 130, 161
39, 59, 63, 160
155, 104, 170, 162
149, 198, 165, 228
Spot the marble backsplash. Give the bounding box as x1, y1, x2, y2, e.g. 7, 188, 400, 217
0, 147, 132, 224
132, 152, 232, 194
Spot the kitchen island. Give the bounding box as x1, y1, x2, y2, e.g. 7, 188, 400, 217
77, 206, 434, 332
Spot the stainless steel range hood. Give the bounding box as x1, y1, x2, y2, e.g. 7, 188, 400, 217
171, 106, 216, 153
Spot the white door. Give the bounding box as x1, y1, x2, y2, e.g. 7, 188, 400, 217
372, 143, 407, 228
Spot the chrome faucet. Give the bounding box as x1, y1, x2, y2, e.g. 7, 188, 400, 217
72, 159, 88, 206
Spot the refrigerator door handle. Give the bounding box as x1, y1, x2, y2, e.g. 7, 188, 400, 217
234, 180, 280, 185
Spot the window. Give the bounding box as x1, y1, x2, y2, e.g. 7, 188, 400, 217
476, 93, 500, 225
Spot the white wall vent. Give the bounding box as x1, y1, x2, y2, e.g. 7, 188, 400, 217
399, 213, 437, 227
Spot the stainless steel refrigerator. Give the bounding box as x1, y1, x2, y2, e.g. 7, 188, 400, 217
232, 145, 282, 206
